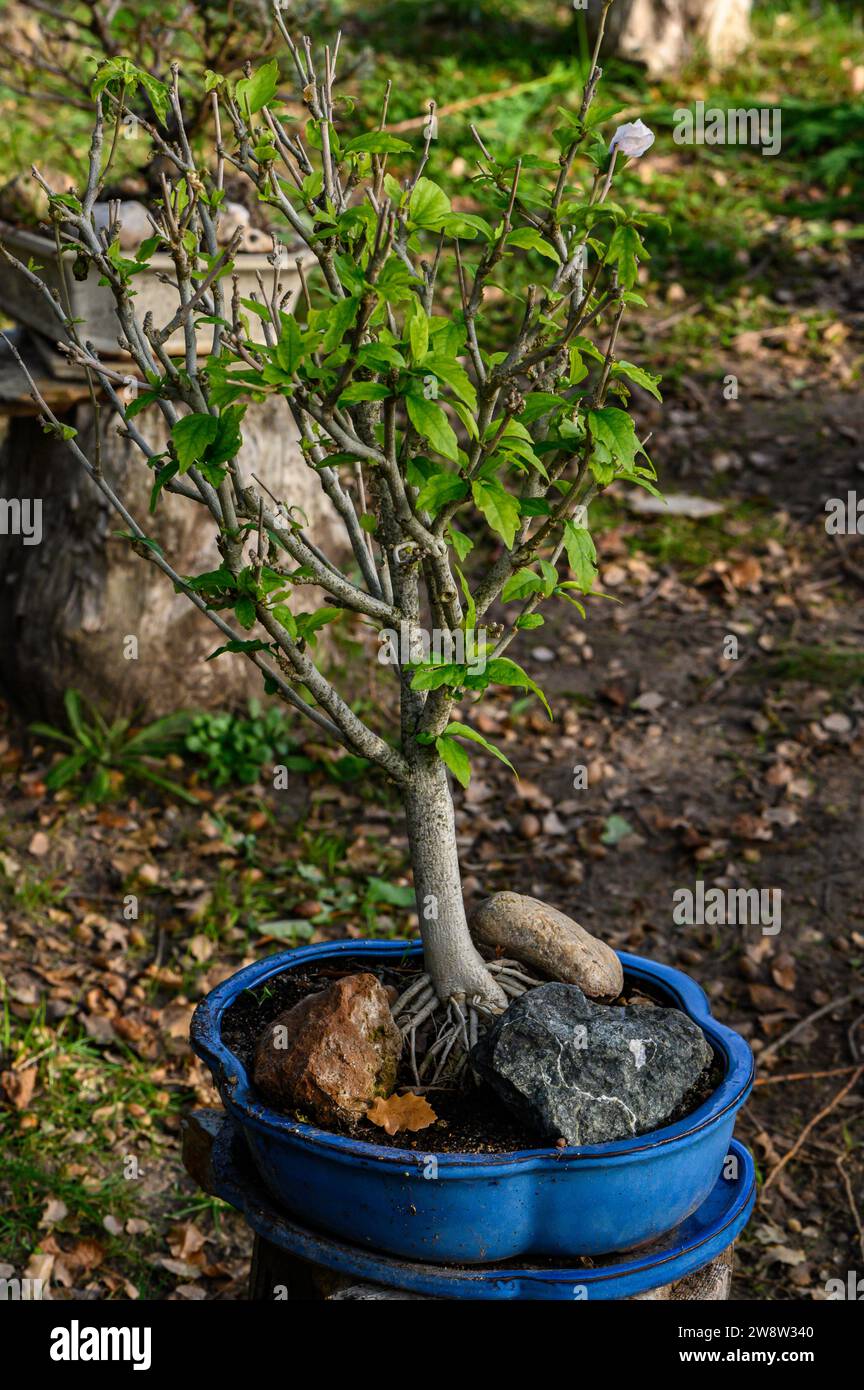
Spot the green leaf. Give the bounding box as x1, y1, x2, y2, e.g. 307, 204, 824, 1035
272, 603, 298, 638
207, 639, 271, 661
611, 360, 662, 401
320, 295, 360, 353
126, 387, 163, 419
338, 381, 392, 404
415, 470, 468, 515
588, 406, 643, 470
568, 346, 589, 385
187, 566, 235, 594
252, 919, 315, 942
407, 300, 429, 365
375, 259, 418, 305
516, 613, 544, 629
505, 227, 559, 262
295, 607, 342, 642
562, 520, 598, 593
149, 459, 178, 513
443, 721, 516, 777
137, 72, 171, 127
344, 131, 413, 155
554, 584, 587, 617
410, 662, 466, 692
357, 342, 406, 372
207, 405, 246, 467
472, 656, 552, 718
406, 395, 459, 462
517, 392, 567, 424
444, 212, 493, 240
172, 413, 219, 473
114, 530, 163, 557
471, 478, 520, 549
235, 58, 279, 115
448, 527, 473, 562
601, 814, 635, 846
606, 224, 646, 290
423, 354, 478, 412
501, 567, 545, 602
274, 317, 304, 376
435, 735, 471, 788
450, 398, 479, 441
234, 596, 257, 630
455, 565, 476, 633
366, 877, 415, 907
408, 177, 451, 230
538, 558, 559, 595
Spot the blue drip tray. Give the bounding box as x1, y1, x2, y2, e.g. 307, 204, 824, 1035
211, 1121, 756, 1301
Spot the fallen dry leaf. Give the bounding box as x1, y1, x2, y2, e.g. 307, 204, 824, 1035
730, 556, 763, 590
27, 831, 50, 857
366, 1091, 437, 1136
765, 1244, 806, 1267
57, 1238, 105, 1272
1, 1066, 37, 1110
167, 1222, 207, 1261
39, 1198, 68, 1227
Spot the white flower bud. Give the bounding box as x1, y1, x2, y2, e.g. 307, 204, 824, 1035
609, 119, 655, 159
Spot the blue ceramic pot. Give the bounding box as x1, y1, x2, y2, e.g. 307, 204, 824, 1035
191, 940, 754, 1264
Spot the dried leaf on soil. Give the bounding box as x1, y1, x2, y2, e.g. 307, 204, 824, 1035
366, 1091, 437, 1135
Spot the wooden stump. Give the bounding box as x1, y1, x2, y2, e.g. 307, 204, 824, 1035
247, 1232, 735, 1301
0, 335, 347, 720
598, 0, 753, 78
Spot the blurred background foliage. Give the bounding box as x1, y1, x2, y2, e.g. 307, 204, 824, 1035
0, 1, 860, 332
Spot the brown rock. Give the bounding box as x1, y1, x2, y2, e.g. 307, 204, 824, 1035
468, 893, 623, 999
252, 973, 401, 1127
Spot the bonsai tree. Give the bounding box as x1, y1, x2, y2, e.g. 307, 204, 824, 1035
3, 0, 663, 1066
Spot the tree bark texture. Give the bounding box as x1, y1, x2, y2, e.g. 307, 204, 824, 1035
599, 0, 753, 77
403, 757, 506, 1007
0, 396, 346, 720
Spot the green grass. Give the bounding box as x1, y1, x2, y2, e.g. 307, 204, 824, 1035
752, 643, 864, 691
0, 996, 185, 1295
584, 494, 787, 575
0, 862, 69, 914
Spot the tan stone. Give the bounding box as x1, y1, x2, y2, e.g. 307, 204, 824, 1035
469, 893, 623, 999
252, 973, 401, 1128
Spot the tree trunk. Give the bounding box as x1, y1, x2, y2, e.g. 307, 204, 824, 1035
598, 0, 753, 77
0, 392, 347, 722
402, 757, 506, 1008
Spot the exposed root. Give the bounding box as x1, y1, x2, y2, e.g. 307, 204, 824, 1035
392, 959, 540, 1088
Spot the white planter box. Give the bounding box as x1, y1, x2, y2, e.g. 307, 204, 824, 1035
0, 220, 304, 376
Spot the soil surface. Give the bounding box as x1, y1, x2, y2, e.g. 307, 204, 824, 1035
222, 956, 724, 1153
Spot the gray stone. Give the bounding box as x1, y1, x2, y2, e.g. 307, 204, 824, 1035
468, 893, 623, 999
472, 982, 713, 1145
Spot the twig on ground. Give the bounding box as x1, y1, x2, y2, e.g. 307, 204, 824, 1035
757, 990, 864, 1065
754, 1066, 861, 1087
836, 1155, 864, 1261
762, 1065, 863, 1193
